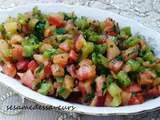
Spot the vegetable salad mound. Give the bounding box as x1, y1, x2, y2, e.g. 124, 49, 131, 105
0, 7, 160, 107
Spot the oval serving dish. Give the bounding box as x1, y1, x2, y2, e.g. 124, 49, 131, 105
0, 3, 160, 116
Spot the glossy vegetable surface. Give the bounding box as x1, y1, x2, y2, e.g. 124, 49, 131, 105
0, 7, 160, 107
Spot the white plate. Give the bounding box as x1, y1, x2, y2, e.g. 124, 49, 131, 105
0, 3, 160, 116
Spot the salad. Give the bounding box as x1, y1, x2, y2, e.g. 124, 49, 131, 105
0, 7, 160, 107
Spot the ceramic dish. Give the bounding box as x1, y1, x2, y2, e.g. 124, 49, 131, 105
0, 3, 160, 116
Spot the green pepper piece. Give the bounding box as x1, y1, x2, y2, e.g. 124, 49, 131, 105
18, 13, 26, 25
124, 36, 140, 47
32, 7, 44, 20
108, 83, 122, 97
102, 82, 107, 95
120, 26, 131, 37
23, 45, 34, 57
3, 49, 12, 57
55, 77, 64, 83
38, 82, 52, 95
83, 29, 101, 42
63, 12, 77, 21
29, 18, 39, 30
94, 44, 107, 54
111, 95, 122, 107
143, 51, 155, 62
117, 71, 131, 87
81, 42, 94, 59
75, 17, 89, 30
0, 23, 5, 32
92, 53, 108, 67
126, 59, 141, 71
43, 48, 57, 58
57, 87, 71, 99
55, 28, 66, 35
107, 75, 113, 85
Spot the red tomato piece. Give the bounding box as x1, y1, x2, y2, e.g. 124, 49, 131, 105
3, 63, 17, 77
66, 64, 77, 78
96, 96, 106, 106
146, 87, 160, 97
59, 42, 70, 52
53, 53, 69, 67
125, 84, 142, 93
109, 60, 123, 73
96, 38, 107, 44
12, 45, 23, 60
28, 60, 39, 72
104, 93, 113, 107
18, 69, 34, 88
108, 31, 117, 36
95, 76, 106, 96
76, 65, 96, 81
128, 94, 144, 105
78, 81, 92, 97
44, 62, 52, 76
22, 23, 30, 35
75, 34, 85, 52
69, 50, 78, 61
16, 60, 29, 71
121, 91, 132, 105
48, 15, 64, 28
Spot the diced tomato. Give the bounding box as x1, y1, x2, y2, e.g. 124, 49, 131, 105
97, 38, 107, 44
146, 87, 160, 97
48, 15, 64, 28
91, 96, 106, 106
78, 81, 92, 97
121, 91, 132, 105
12, 45, 23, 60
53, 82, 62, 89
18, 69, 34, 88
65, 20, 74, 31
44, 28, 52, 38
34, 66, 45, 80
139, 71, 155, 85
0, 51, 12, 62
104, 18, 114, 34
59, 42, 70, 52
104, 93, 113, 107
22, 23, 30, 35
125, 84, 142, 93
53, 53, 69, 67
16, 60, 29, 71
96, 96, 106, 106
78, 82, 87, 97
128, 94, 144, 105
66, 64, 77, 78
95, 76, 106, 96
75, 34, 85, 52
44, 62, 52, 76
28, 60, 39, 72
108, 31, 117, 36
0, 51, 3, 60
76, 60, 96, 81
109, 60, 123, 73
76, 65, 96, 81
3, 63, 17, 77
51, 64, 64, 77
69, 50, 78, 61
79, 59, 93, 66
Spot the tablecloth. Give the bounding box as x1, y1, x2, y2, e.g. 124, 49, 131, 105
0, 0, 160, 120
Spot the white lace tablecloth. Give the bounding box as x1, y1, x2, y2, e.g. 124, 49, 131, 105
0, 0, 160, 120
